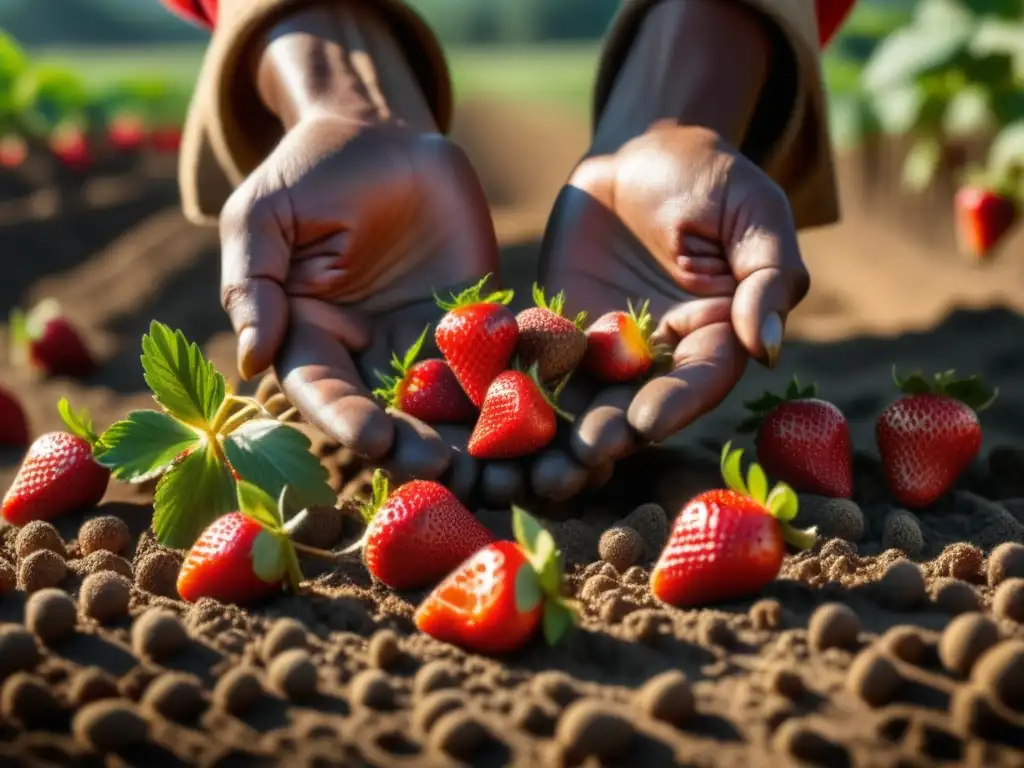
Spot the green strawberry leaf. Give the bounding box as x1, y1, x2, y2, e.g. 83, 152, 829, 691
739, 376, 818, 434
57, 397, 99, 446
781, 523, 818, 551
152, 441, 237, 549
236, 479, 285, 533
514, 561, 542, 614
746, 462, 769, 506
542, 599, 575, 646
372, 325, 430, 407
250, 529, 289, 585
719, 442, 749, 497
766, 483, 799, 522
94, 410, 201, 482
893, 366, 999, 412
512, 506, 555, 563
222, 418, 336, 510
141, 321, 226, 430
435, 273, 514, 311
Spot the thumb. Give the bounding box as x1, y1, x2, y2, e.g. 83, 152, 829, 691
724, 173, 809, 367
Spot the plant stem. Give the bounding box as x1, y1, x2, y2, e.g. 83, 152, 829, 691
781, 523, 818, 551
291, 541, 348, 561
219, 404, 262, 435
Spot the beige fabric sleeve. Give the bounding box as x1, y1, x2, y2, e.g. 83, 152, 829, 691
177, 0, 451, 226
596, 0, 840, 230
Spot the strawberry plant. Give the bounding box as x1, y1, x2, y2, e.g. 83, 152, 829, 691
92, 321, 336, 549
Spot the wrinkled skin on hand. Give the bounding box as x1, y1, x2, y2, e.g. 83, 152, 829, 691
219, 117, 500, 485
530, 124, 811, 501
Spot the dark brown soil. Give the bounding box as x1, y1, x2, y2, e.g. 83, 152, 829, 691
1, 98, 1023, 767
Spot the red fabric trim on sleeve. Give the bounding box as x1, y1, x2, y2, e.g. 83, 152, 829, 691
816, 0, 857, 47
160, 0, 214, 29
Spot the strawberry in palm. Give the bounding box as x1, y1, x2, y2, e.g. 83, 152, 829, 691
2, 398, 109, 525
435, 275, 518, 406
415, 506, 576, 654
0, 385, 29, 447
467, 366, 573, 459
582, 299, 666, 383
876, 368, 997, 509
373, 326, 475, 424
738, 376, 852, 498
10, 299, 96, 378
651, 443, 816, 607
516, 284, 587, 383
342, 469, 493, 590
177, 482, 336, 604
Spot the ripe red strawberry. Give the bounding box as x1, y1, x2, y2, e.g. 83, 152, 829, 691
10, 299, 96, 377
48, 124, 93, 171
342, 469, 493, 590
582, 299, 666, 383
516, 284, 588, 383
373, 326, 475, 424
435, 275, 518, 407
0, 386, 29, 448
107, 113, 145, 152
954, 185, 1018, 260
876, 368, 997, 509
650, 443, 816, 607
177, 512, 286, 604
738, 376, 852, 498
467, 367, 571, 459
414, 506, 575, 654
0, 134, 27, 169
2, 398, 109, 526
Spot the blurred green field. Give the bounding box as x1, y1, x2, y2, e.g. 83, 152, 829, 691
29, 42, 864, 118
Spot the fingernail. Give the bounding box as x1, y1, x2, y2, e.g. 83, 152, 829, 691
761, 312, 783, 369
237, 327, 257, 379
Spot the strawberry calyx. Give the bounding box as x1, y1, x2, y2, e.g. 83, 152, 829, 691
737, 375, 818, 434
512, 362, 574, 423
337, 468, 391, 556
510, 505, 577, 646
531, 283, 588, 330
626, 299, 672, 365
720, 441, 817, 550
435, 273, 514, 311
892, 366, 998, 413
57, 397, 100, 448
372, 325, 430, 409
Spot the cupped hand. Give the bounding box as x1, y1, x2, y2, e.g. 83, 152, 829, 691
219, 116, 499, 484
531, 124, 811, 500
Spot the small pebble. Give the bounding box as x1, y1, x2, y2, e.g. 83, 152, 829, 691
937, 543, 985, 583
350, 668, 394, 711
846, 650, 902, 707
992, 578, 1024, 623
698, 615, 734, 648
556, 699, 635, 763
750, 599, 784, 631
68, 668, 119, 707
878, 626, 928, 665
622, 503, 670, 558
429, 709, 487, 759
876, 560, 926, 610
24, 587, 77, 644
74, 550, 133, 580
932, 578, 981, 616
0, 626, 41, 681
212, 667, 263, 715
938, 613, 1000, 678
15, 521, 65, 559
413, 689, 466, 734
634, 670, 695, 726
598, 526, 644, 572
970, 640, 1024, 712
414, 661, 459, 699
1, 672, 61, 725
880, 510, 924, 558
268, 649, 317, 702
766, 666, 805, 700
0, 561, 15, 593
367, 629, 401, 670
808, 603, 861, 651
260, 618, 308, 662
79, 572, 131, 624
72, 700, 149, 753
131, 608, 188, 661
774, 718, 847, 764
141, 673, 206, 722
77, 516, 131, 556
987, 542, 1024, 587
134, 550, 181, 598
19, 549, 67, 593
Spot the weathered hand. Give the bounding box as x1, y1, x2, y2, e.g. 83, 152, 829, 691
219, 116, 499, 484
533, 124, 811, 499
